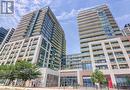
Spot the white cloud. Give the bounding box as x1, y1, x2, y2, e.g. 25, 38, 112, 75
44, 0, 54, 6
34, 0, 40, 4
116, 14, 130, 21
33, 0, 53, 6
56, 8, 89, 21
14, 0, 54, 17
0, 0, 55, 28
56, 9, 77, 21
0, 16, 18, 29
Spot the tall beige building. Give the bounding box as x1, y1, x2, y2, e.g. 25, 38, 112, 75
60, 4, 130, 87
0, 7, 66, 87
77, 5, 122, 53
76, 4, 130, 87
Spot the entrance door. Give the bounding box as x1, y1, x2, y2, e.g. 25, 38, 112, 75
83, 77, 94, 87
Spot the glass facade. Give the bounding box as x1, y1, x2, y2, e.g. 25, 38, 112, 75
98, 11, 114, 37
115, 75, 130, 86
46, 74, 58, 87
0, 27, 8, 44
83, 77, 94, 87
82, 63, 92, 70
25, 11, 40, 37
60, 76, 78, 86
41, 14, 54, 41
37, 38, 51, 67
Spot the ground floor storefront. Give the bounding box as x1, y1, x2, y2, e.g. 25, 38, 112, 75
60, 69, 130, 89
1, 69, 130, 88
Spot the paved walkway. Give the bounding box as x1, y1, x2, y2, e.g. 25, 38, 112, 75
0, 86, 128, 90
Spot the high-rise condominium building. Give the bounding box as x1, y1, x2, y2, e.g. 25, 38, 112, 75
0, 27, 8, 44
0, 28, 15, 49
60, 4, 130, 87
122, 23, 130, 36
0, 7, 66, 87
77, 4, 122, 53
65, 53, 82, 69
76, 4, 130, 87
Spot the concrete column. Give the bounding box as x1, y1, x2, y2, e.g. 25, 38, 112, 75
110, 74, 117, 86
40, 68, 47, 87
32, 36, 42, 64
58, 70, 61, 87
77, 70, 80, 85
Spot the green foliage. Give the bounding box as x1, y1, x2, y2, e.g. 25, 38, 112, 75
126, 77, 130, 84
0, 64, 16, 81
0, 61, 41, 86
15, 61, 41, 81
91, 69, 106, 84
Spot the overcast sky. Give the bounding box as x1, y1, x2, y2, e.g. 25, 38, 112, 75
0, 0, 130, 54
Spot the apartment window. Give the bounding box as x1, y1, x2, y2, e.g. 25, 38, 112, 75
108, 52, 113, 56
32, 42, 37, 45
42, 39, 47, 49
19, 53, 24, 57
39, 49, 45, 59
82, 63, 92, 70
127, 51, 130, 54
92, 44, 101, 47
124, 45, 130, 48
31, 47, 35, 50
111, 41, 118, 44
6, 61, 10, 64
27, 58, 32, 62
119, 64, 129, 69
107, 48, 112, 51
113, 46, 120, 49
117, 58, 126, 63
115, 52, 124, 57
122, 40, 129, 42
81, 46, 89, 49
46, 52, 49, 58
98, 11, 104, 16
94, 54, 105, 58
93, 49, 103, 52
38, 57, 44, 67
112, 65, 118, 69
41, 14, 54, 41
34, 38, 38, 41
110, 59, 116, 63
47, 43, 50, 51
82, 51, 89, 53
105, 42, 109, 45
96, 65, 108, 70
95, 59, 106, 63
107, 33, 113, 36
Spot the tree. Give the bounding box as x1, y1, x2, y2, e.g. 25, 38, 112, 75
0, 64, 16, 85
91, 69, 106, 89
15, 61, 41, 86
0, 61, 42, 87
126, 76, 130, 85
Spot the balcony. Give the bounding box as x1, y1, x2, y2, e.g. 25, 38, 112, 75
92, 46, 102, 50
123, 42, 130, 46
94, 56, 105, 60
117, 60, 127, 64
93, 50, 104, 55
81, 48, 89, 52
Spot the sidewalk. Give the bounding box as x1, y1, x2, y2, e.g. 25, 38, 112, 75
0, 86, 128, 90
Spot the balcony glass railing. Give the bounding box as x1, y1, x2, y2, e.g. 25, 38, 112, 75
94, 56, 105, 60
117, 60, 126, 63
